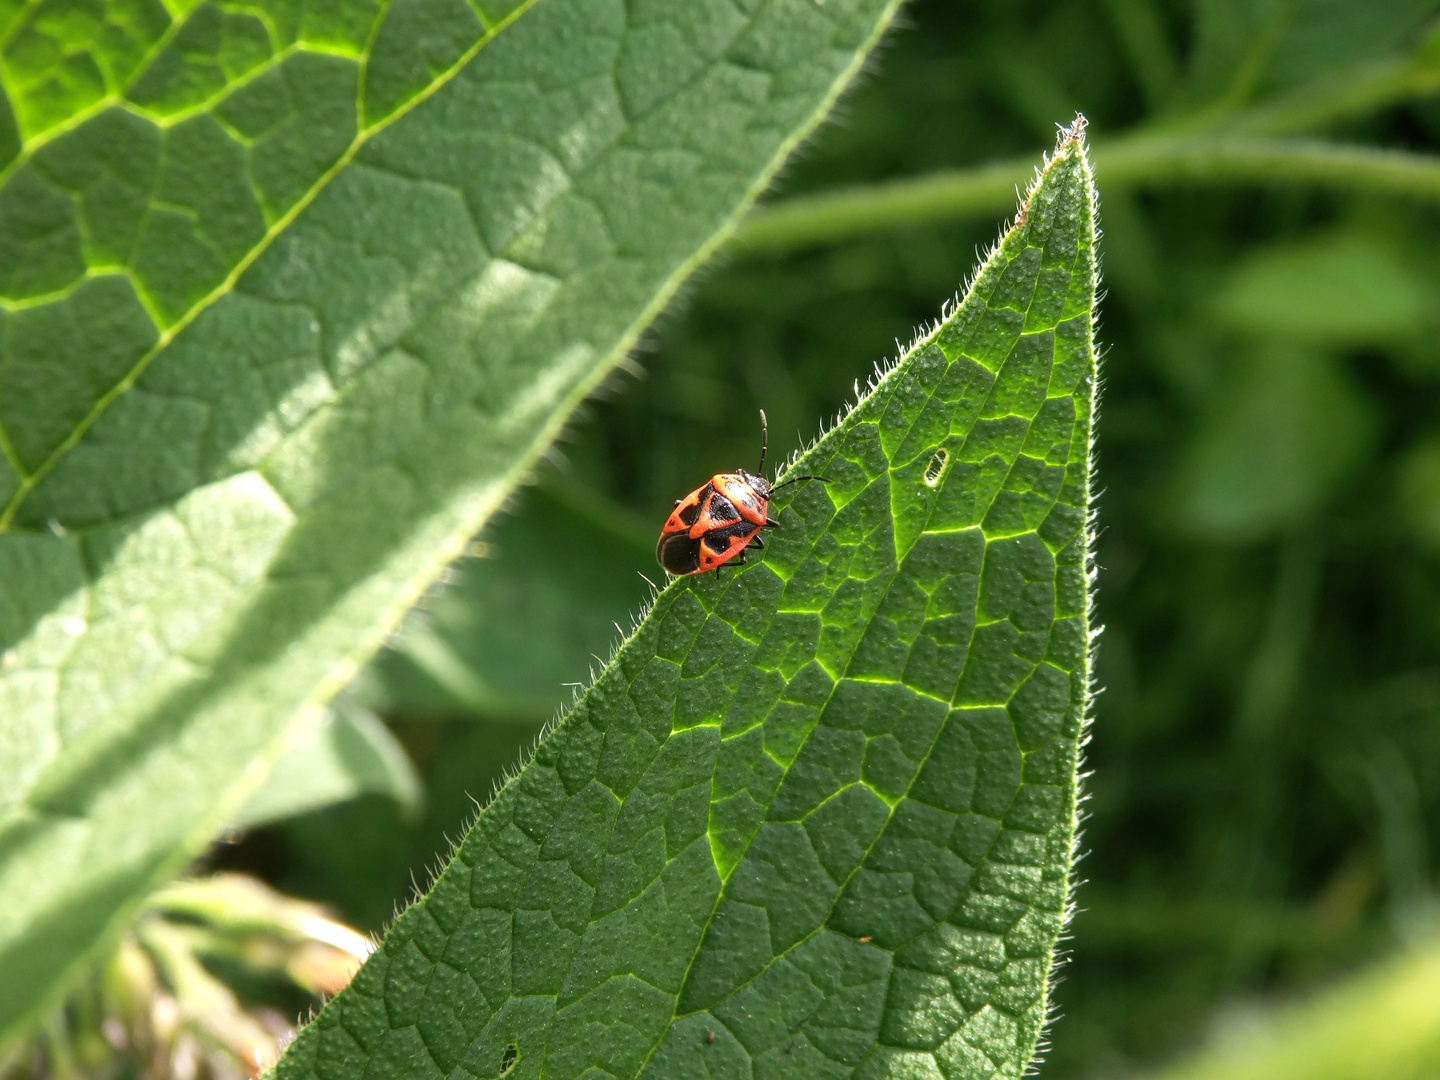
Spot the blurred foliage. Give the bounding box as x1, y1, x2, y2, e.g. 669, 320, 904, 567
1138, 933, 1440, 1080
4, 876, 369, 1080
232, 705, 422, 833
209, 0, 1440, 1077
355, 486, 655, 723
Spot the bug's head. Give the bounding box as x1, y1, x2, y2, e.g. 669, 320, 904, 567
738, 470, 771, 497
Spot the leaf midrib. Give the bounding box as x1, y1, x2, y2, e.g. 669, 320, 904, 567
0, 0, 546, 532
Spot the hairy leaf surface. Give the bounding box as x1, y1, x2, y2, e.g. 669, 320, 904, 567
0, 0, 903, 1044
275, 129, 1099, 1080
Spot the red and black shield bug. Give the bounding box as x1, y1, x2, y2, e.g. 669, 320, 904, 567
657, 411, 828, 577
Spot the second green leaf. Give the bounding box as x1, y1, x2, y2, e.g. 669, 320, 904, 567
275, 122, 1099, 1080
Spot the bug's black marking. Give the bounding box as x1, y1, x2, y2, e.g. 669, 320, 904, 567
658, 532, 702, 575
706, 493, 741, 524
704, 520, 754, 553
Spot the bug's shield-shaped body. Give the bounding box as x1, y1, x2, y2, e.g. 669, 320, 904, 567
657, 471, 772, 575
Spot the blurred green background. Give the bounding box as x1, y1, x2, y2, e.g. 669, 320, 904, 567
218, 1, 1440, 1076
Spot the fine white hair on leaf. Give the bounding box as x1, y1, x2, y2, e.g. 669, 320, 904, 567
1022, 115, 1100, 1080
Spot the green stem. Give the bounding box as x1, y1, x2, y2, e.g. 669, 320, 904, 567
734, 137, 1440, 252
734, 157, 1030, 252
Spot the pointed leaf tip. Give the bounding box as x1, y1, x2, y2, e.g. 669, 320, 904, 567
272, 126, 1100, 1080
1058, 113, 1089, 150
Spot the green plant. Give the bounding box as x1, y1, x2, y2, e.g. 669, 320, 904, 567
1130, 931, 1440, 1080
0, 0, 1103, 1068
0, 0, 911, 1055
576, 3, 1440, 1075
273, 126, 1098, 1080
9, 0, 1440, 1077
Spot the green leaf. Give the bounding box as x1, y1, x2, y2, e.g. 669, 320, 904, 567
1214, 233, 1429, 346
365, 485, 656, 720
0, 0, 904, 1048
1397, 436, 1440, 553
232, 702, 424, 830
1168, 344, 1377, 543
274, 125, 1099, 1080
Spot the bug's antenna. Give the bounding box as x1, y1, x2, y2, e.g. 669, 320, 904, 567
757, 409, 768, 475
770, 474, 830, 493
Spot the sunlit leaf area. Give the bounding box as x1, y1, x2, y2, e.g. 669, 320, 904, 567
4, 0, 1440, 1077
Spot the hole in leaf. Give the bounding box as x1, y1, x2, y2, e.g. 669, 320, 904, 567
500, 1044, 517, 1075
925, 448, 948, 485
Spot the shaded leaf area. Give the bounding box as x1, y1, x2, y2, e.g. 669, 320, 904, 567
0, 0, 904, 1047
233, 702, 424, 831
363, 486, 657, 720
275, 135, 1097, 1080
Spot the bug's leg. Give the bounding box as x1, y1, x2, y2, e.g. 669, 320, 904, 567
764, 514, 780, 528
734, 550, 747, 565
748, 535, 765, 550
